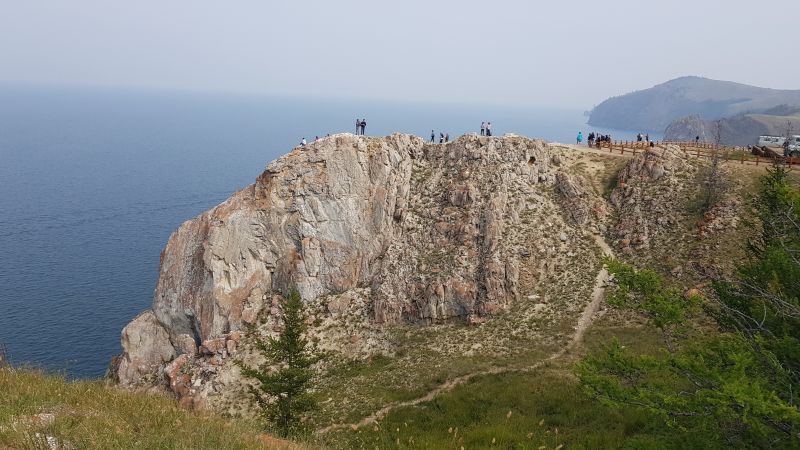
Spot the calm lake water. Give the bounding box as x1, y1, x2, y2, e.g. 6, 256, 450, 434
0, 85, 656, 378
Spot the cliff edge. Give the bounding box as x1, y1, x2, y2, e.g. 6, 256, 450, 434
114, 133, 612, 411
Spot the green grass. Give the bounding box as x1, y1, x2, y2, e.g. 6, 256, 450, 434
322, 366, 722, 449
314, 340, 552, 426
0, 368, 282, 449
321, 322, 725, 449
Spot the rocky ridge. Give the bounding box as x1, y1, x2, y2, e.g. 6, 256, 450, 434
114, 134, 695, 417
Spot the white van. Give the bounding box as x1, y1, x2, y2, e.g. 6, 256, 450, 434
758, 135, 786, 147
791, 135, 800, 150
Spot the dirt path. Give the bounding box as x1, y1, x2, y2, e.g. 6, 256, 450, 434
316, 235, 614, 435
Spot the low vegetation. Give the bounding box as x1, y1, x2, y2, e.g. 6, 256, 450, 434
579, 164, 800, 447
0, 368, 273, 449
322, 323, 724, 449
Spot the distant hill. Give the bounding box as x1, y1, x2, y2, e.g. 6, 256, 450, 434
664, 113, 800, 146
588, 76, 800, 132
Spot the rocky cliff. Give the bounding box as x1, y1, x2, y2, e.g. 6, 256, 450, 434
114, 133, 614, 411
589, 76, 800, 132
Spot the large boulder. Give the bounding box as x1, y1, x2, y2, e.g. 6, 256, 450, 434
117, 310, 176, 386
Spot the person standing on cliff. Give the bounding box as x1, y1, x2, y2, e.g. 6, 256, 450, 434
480, 122, 486, 136
431, 130, 435, 143
360, 119, 366, 135
300, 138, 307, 147
486, 122, 492, 136
445, 133, 449, 143
356, 118, 361, 135
577, 131, 583, 145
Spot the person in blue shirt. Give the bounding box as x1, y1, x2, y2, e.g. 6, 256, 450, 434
577, 132, 583, 145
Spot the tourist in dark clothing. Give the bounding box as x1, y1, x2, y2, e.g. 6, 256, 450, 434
430, 130, 435, 143
360, 119, 366, 135
439, 133, 444, 143
480, 122, 486, 136
445, 133, 449, 143
486, 122, 492, 136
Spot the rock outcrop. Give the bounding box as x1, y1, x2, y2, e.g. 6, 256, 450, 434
609, 145, 695, 253
115, 133, 607, 399
663, 115, 712, 142
117, 310, 176, 385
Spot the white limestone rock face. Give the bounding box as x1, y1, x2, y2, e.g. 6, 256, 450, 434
117, 310, 175, 386
609, 145, 697, 253
114, 133, 604, 389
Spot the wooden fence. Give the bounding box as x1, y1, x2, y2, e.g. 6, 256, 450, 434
593, 140, 800, 167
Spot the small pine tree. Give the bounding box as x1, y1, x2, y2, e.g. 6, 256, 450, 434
240, 289, 316, 437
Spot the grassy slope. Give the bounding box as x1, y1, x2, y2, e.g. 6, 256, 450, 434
0, 368, 279, 449
322, 319, 724, 450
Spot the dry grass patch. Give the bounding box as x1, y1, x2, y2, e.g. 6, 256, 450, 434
0, 368, 292, 449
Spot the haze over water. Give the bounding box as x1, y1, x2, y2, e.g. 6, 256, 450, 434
0, 85, 656, 378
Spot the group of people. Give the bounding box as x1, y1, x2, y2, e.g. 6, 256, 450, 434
431, 130, 450, 143
299, 135, 329, 147
300, 120, 500, 148
581, 132, 613, 148
355, 118, 367, 135
636, 133, 650, 142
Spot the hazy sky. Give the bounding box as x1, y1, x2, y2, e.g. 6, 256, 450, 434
1, 0, 797, 108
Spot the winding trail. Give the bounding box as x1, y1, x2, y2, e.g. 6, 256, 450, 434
316, 235, 614, 435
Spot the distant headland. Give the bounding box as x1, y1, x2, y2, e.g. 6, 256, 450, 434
588, 76, 800, 145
